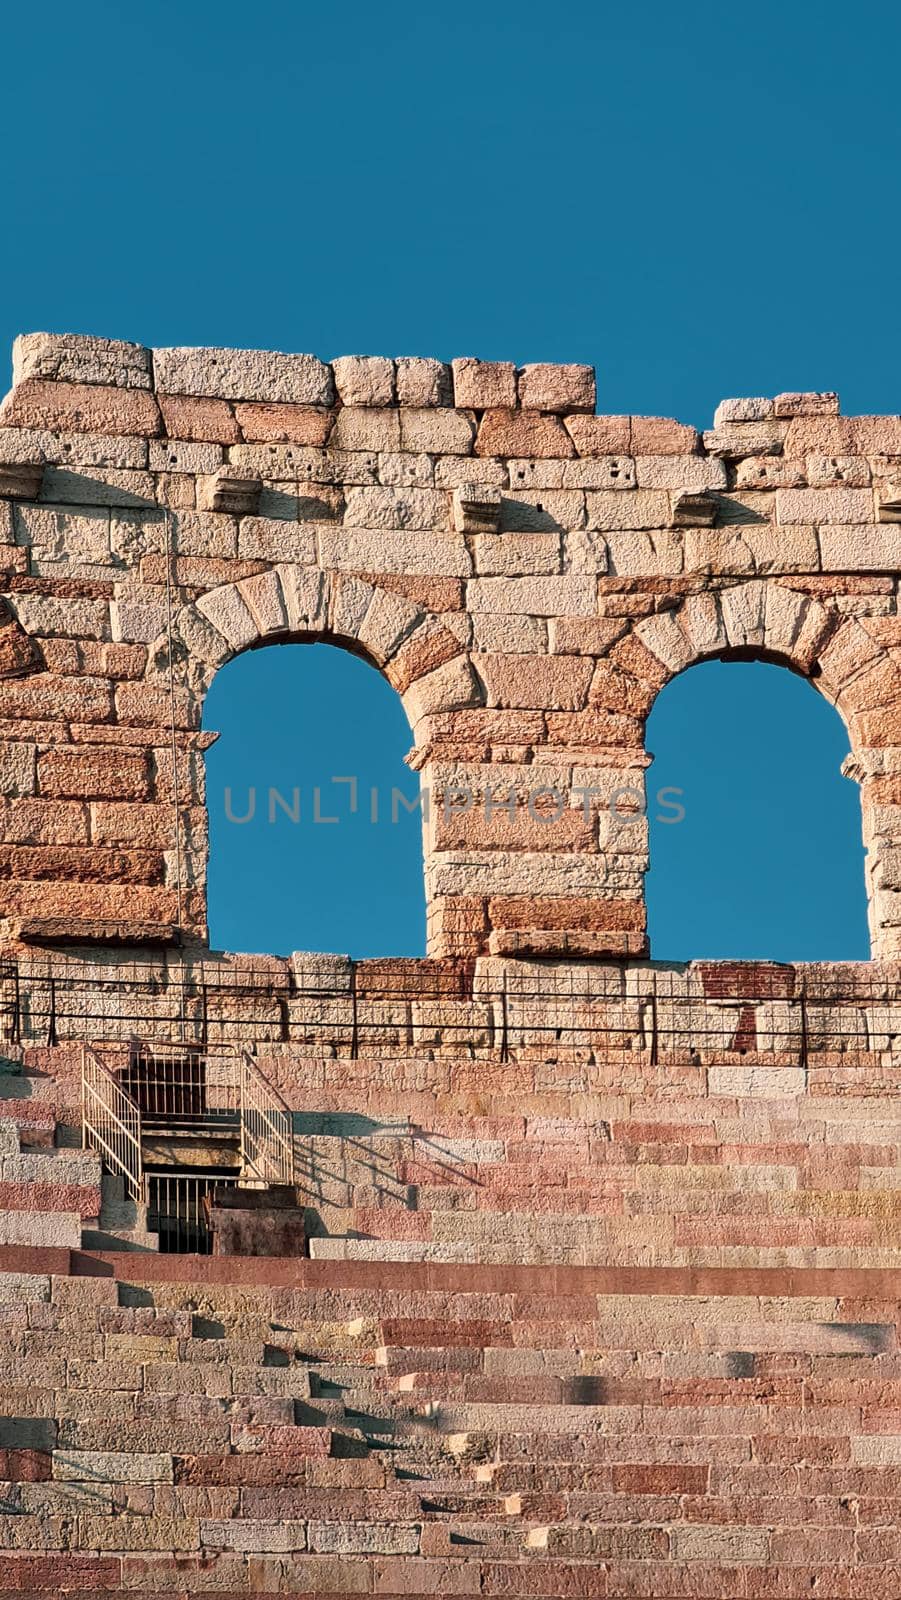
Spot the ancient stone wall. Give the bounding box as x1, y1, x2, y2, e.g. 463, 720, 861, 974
0, 334, 898, 1594
0, 333, 897, 961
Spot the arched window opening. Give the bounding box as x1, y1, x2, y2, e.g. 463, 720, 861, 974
203, 643, 426, 958
646, 659, 869, 961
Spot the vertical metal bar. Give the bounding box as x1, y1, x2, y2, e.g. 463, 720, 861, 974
350, 965, 359, 1061
499, 976, 509, 1064
11, 964, 20, 1045
47, 978, 57, 1048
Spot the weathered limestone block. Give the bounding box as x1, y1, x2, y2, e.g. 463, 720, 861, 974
453, 485, 501, 534
473, 531, 561, 576
275, 566, 328, 635
805, 453, 871, 487
395, 356, 452, 407
713, 397, 774, 425
328, 408, 401, 452
237, 571, 288, 637
585, 490, 670, 530
500, 490, 585, 532
476, 410, 574, 459
776, 487, 875, 525
13, 333, 153, 389
196, 586, 257, 652
319, 525, 471, 576
435, 455, 507, 488
38, 748, 150, 800
377, 451, 434, 487
386, 621, 464, 692
403, 653, 479, 723
429, 850, 610, 897
703, 420, 787, 457
467, 576, 596, 616
601, 529, 683, 576
236, 518, 315, 563
635, 611, 694, 674
332, 356, 395, 407
232, 401, 332, 446
630, 416, 699, 453
516, 363, 596, 413
636, 455, 727, 490
0, 745, 37, 796
0, 459, 44, 500
399, 407, 475, 454
564, 414, 632, 455
39, 465, 155, 509
451, 359, 516, 409
153, 347, 334, 406
13, 594, 110, 641
475, 654, 594, 710
149, 439, 223, 475
876, 482, 901, 522
53, 1450, 172, 1483
671, 489, 717, 527
734, 456, 807, 489
508, 458, 566, 490
197, 468, 262, 517
721, 580, 767, 648
774, 390, 840, 417
684, 524, 820, 575
356, 587, 421, 666
562, 456, 636, 490
472, 613, 547, 652
344, 486, 449, 532
819, 525, 899, 570
170, 510, 237, 558
0, 426, 140, 469
0, 380, 161, 438
158, 394, 240, 444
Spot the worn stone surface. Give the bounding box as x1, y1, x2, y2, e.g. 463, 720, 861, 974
0, 337, 892, 970
0, 344, 892, 1599
153, 346, 334, 406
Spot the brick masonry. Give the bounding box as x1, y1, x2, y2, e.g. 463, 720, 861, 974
0, 335, 897, 1591
0, 335, 896, 960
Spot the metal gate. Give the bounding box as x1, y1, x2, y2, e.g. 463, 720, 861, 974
145, 1170, 238, 1254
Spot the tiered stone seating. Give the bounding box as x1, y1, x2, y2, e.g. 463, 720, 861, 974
0, 1255, 899, 1593
253, 1046, 901, 1270
0, 1119, 99, 1250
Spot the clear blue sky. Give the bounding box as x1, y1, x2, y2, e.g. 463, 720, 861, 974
1, 0, 888, 960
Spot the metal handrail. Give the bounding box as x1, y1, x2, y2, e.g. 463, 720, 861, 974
81, 1046, 143, 1202
239, 1050, 295, 1186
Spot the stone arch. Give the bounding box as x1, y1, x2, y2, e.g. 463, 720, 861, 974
622, 580, 898, 960
633, 582, 836, 696
163, 566, 483, 955
171, 566, 480, 738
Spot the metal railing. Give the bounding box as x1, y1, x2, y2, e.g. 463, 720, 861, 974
81, 1046, 143, 1203
124, 1041, 240, 1130
240, 1050, 295, 1186
82, 1040, 295, 1206
33, 957, 901, 1067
